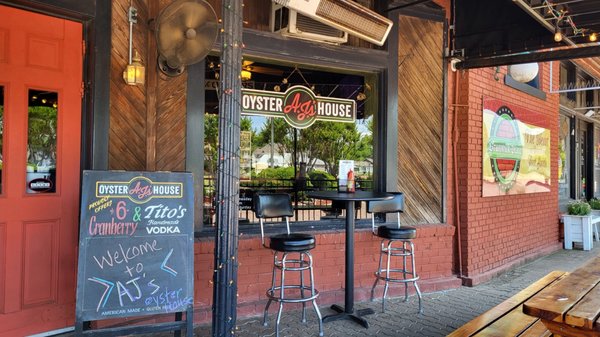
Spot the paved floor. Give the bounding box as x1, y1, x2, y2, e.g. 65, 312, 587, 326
172, 245, 600, 337
64, 245, 600, 337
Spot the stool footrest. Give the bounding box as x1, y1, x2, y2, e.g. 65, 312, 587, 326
266, 285, 320, 303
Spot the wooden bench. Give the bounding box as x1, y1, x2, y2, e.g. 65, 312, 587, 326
523, 256, 600, 337
448, 271, 568, 337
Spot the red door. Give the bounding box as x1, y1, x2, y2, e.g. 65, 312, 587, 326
0, 5, 82, 336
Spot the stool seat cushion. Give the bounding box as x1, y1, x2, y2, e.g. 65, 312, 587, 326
269, 233, 316, 252
377, 225, 417, 240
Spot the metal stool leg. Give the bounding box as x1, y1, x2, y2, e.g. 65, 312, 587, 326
307, 252, 324, 337
275, 253, 288, 337
300, 252, 307, 323
371, 240, 385, 302
409, 241, 423, 314
403, 241, 408, 302
264, 252, 278, 326
382, 240, 393, 313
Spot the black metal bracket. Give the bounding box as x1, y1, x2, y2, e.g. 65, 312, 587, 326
74, 305, 194, 337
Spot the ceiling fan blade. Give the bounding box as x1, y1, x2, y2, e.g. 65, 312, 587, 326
180, 35, 213, 65
179, 2, 209, 28
247, 66, 285, 76
157, 21, 185, 55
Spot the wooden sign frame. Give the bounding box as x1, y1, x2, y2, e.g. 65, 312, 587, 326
74, 171, 194, 336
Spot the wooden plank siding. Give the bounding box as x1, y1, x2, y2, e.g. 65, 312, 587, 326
397, 15, 444, 225
109, 0, 188, 171
109, 0, 149, 170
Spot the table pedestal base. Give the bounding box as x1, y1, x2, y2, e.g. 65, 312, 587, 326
322, 304, 374, 328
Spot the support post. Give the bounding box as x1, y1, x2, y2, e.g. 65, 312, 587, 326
212, 0, 243, 336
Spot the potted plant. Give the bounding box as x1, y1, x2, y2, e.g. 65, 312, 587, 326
563, 200, 593, 250
588, 198, 600, 241
589, 198, 600, 214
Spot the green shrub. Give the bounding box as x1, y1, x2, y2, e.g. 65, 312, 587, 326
589, 198, 600, 210
567, 201, 591, 216
308, 170, 336, 189
256, 167, 295, 180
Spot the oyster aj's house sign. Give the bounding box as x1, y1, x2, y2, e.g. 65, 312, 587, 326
241, 85, 356, 128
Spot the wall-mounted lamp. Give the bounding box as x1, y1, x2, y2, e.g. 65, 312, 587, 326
590, 33, 598, 42
122, 6, 145, 85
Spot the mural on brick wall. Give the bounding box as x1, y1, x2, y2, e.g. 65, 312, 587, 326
483, 99, 551, 196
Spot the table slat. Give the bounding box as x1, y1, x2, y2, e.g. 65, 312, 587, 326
541, 318, 600, 337
448, 271, 567, 337
518, 319, 553, 337
565, 283, 600, 329
474, 305, 539, 337
523, 269, 600, 322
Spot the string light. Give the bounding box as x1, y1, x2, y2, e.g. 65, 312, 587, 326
554, 26, 563, 42
544, 0, 598, 42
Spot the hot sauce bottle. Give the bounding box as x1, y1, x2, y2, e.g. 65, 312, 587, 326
347, 169, 355, 192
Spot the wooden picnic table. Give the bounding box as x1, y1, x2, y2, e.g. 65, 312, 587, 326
523, 256, 600, 337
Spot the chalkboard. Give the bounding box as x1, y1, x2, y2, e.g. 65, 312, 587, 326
75, 171, 194, 322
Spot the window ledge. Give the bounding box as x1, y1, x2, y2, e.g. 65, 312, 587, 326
505, 75, 546, 100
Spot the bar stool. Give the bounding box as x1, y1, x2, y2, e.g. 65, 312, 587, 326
367, 192, 422, 313
253, 192, 323, 337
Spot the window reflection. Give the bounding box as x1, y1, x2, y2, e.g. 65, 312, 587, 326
26, 89, 57, 194
558, 114, 570, 201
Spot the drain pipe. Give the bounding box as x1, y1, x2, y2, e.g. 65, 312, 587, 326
449, 0, 467, 279
451, 70, 467, 278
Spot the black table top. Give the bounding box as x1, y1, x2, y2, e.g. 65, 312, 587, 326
307, 190, 393, 202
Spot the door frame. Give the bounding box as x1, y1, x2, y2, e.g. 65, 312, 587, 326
0, 0, 110, 171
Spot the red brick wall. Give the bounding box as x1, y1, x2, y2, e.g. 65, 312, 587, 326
455, 64, 562, 285
192, 225, 459, 323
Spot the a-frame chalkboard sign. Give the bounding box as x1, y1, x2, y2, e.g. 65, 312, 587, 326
75, 171, 194, 336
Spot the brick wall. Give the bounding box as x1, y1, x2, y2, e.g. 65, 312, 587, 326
455, 64, 563, 285
192, 225, 459, 323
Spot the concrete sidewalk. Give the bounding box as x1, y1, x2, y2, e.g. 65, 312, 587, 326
64, 245, 599, 337
184, 245, 599, 337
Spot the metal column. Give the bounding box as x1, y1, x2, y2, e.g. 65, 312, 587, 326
212, 0, 243, 335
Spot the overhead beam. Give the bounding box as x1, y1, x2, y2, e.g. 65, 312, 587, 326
456, 45, 600, 69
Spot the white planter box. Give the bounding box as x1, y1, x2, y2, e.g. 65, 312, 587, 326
563, 214, 594, 250
590, 210, 600, 241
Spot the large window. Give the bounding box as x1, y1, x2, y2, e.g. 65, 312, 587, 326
559, 114, 571, 201
203, 58, 375, 225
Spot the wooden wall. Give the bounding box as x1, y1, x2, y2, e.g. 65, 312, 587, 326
397, 15, 444, 225
109, 0, 187, 171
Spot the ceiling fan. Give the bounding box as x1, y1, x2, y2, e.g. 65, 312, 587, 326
156, 0, 218, 76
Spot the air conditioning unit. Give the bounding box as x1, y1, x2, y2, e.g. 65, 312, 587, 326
270, 3, 348, 44
271, 0, 393, 46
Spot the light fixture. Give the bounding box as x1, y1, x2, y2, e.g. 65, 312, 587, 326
591, 33, 598, 42
123, 50, 145, 85
122, 6, 145, 86
554, 26, 563, 42
356, 92, 367, 101
508, 63, 539, 83
241, 70, 252, 81
585, 110, 596, 117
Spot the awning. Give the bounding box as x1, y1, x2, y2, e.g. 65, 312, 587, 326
453, 0, 600, 68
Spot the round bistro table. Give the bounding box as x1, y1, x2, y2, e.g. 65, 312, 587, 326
307, 190, 393, 328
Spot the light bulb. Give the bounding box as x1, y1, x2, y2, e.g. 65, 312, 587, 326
590, 33, 598, 42
554, 28, 563, 42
